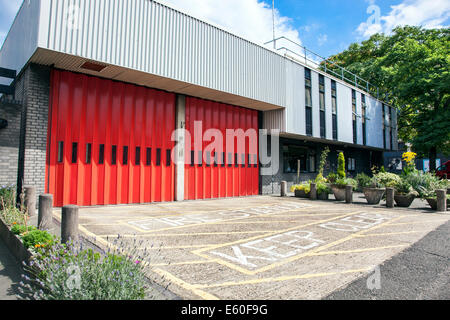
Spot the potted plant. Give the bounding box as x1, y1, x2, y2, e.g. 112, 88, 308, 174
291, 183, 310, 198
356, 172, 372, 192
316, 181, 331, 200
393, 179, 418, 207
331, 177, 357, 201
363, 171, 401, 205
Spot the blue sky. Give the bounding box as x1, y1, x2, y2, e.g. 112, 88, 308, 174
1, 0, 449, 58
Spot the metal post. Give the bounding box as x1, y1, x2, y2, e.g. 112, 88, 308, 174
310, 183, 317, 200
61, 205, 79, 244
436, 189, 447, 212
345, 185, 353, 204
386, 187, 395, 208
38, 194, 53, 231
24, 186, 36, 217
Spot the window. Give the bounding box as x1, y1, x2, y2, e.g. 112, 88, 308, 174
305, 68, 313, 136
241, 154, 245, 167
214, 152, 218, 167
253, 154, 258, 168
228, 153, 232, 167
190, 150, 195, 167
235, 153, 239, 167
156, 148, 161, 166
221, 152, 226, 167
283, 145, 307, 173
348, 158, 356, 171
86, 143, 92, 164
111, 145, 117, 165
58, 141, 64, 163
309, 155, 316, 173
319, 75, 326, 138
99, 144, 105, 165
331, 80, 338, 140
206, 151, 211, 167
352, 90, 357, 144
123, 146, 128, 165
71, 143, 78, 164
146, 148, 152, 166
362, 95, 367, 146
197, 150, 202, 166
166, 149, 171, 166
135, 147, 141, 165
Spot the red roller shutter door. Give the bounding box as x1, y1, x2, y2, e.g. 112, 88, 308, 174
184, 97, 259, 200
46, 70, 175, 207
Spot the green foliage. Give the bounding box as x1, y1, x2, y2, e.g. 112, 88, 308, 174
323, 26, 450, 165
316, 182, 331, 195
11, 224, 37, 236
291, 182, 311, 194
326, 172, 338, 184
372, 172, 402, 188
394, 178, 418, 196
1, 206, 27, 227
19, 238, 151, 300
334, 177, 357, 190
316, 147, 330, 183
0, 184, 16, 209
403, 170, 449, 199
21, 229, 55, 249
355, 173, 372, 191
337, 152, 346, 179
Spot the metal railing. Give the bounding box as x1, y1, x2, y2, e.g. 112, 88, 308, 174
264, 36, 390, 103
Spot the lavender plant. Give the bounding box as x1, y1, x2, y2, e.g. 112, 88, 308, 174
18, 236, 156, 300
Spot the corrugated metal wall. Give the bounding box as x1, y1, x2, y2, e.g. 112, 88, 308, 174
47, 70, 175, 206
41, 0, 286, 108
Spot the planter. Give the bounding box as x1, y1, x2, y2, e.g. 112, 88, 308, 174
0, 218, 33, 263
294, 189, 309, 198
425, 198, 450, 211
317, 192, 329, 201
394, 193, 415, 208
331, 185, 346, 201
363, 187, 385, 205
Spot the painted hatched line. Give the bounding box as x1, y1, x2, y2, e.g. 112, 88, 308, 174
98, 230, 275, 237
191, 211, 364, 275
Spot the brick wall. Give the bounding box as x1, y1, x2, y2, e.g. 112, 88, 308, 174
0, 100, 22, 187
14, 64, 51, 203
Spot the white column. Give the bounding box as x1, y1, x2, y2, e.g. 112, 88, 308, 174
175, 95, 186, 201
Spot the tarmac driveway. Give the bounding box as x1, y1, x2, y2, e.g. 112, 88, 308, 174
53, 195, 450, 300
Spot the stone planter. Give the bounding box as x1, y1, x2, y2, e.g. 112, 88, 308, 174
0, 218, 33, 263
317, 192, 329, 201
363, 187, 385, 205
294, 189, 309, 198
425, 198, 450, 211
394, 193, 415, 208
331, 185, 346, 201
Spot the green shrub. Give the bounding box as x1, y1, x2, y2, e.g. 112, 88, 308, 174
404, 171, 449, 199
337, 152, 346, 179
334, 177, 357, 190
11, 224, 37, 236
19, 239, 151, 300
394, 178, 418, 196
0, 184, 16, 209
316, 182, 331, 195
1, 206, 27, 227
291, 182, 311, 194
21, 229, 55, 249
315, 147, 330, 183
355, 173, 372, 191
372, 172, 401, 188
327, 172, 338, 184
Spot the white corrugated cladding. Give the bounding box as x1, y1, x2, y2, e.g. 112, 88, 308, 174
0, 0, 394, 150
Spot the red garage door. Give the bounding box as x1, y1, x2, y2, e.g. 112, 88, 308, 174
184, 97, 259, 200
46, 70, 175, 207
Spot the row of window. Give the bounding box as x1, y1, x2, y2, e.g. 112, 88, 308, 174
57, 142, 259, 168
305, 68, 338, 140
189, 151, 258, 168
382, 103, 394, 150
57, 142, 172, 167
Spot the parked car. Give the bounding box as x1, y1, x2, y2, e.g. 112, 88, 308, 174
436, 160, 450, 179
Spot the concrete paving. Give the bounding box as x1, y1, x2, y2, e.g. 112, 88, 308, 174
0, 237, 22, 300
51, 194, 450, 300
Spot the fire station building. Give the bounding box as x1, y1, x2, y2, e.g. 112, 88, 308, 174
0, 0, 397, 207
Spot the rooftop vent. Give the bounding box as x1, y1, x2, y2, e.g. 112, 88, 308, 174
80, 61, 107, 72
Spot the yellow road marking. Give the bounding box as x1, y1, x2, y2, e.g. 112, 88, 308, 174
149, 259, 218, 267
99, 230, 275, 237
309, 244, 408, 256
192, 267, 372, 289
121, 205, 316, 234
191, 211, 364, 275
386, 219, 449, 226
140, 244, 218, 250
356, 230, 425, 237
153, 268, 219, 300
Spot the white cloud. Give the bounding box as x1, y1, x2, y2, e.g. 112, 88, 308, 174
158, 0, 302, 51
357, 0, 450, 38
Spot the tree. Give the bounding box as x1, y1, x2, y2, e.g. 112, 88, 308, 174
337, 152, 346, 178
322, 26, 450, 171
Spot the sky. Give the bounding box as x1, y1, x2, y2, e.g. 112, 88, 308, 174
1, 0, 449, 59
